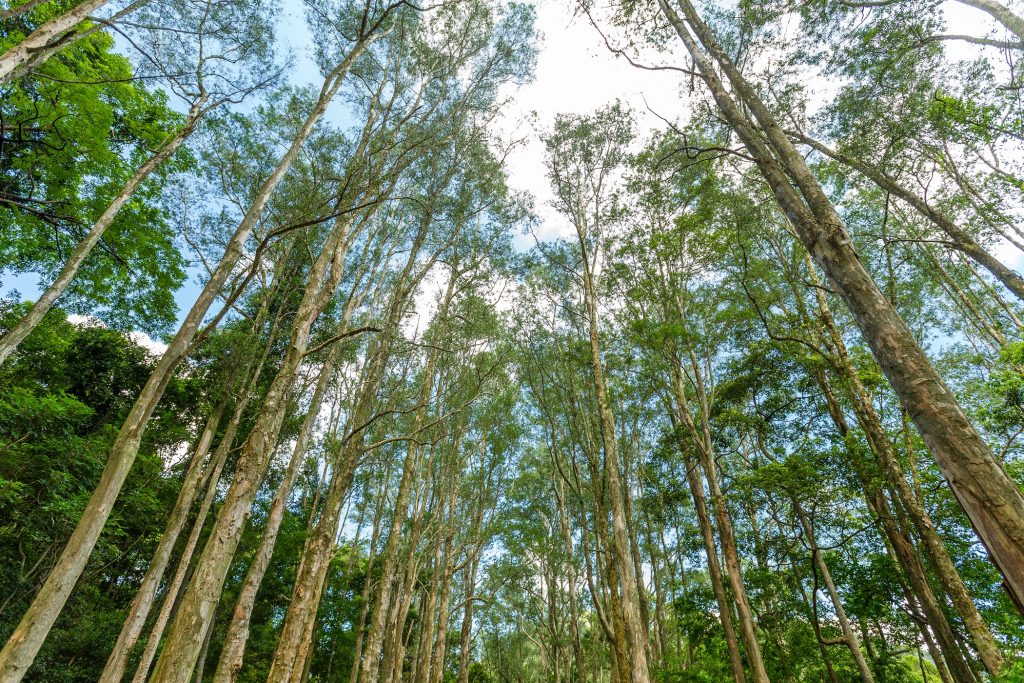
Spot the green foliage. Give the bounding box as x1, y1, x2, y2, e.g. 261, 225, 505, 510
0, 16, 186, 333
0, 303, 197, 681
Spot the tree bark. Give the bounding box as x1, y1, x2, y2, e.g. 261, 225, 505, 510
671, 415, 747, 683
0, 0, 107, 84
130, 418, 234, 683
148, 210, 358, 683
814, 370, 977, 683
269, 217, 430, 683
456, 550, 480, 683
670, 367, 764, 683
805, 261, 1003, 675
357, 263, 454, 683
426, 485, 458, 683
210, 341, 342, 683
577, 224, 651, 683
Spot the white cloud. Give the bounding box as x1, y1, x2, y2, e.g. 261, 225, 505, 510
496, 0, 692, 245
66, 314, 169, 355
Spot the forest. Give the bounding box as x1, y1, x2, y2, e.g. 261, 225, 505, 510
2, 0, 1024, 680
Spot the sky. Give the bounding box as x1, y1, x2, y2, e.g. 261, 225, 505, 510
0, 0, 1008, 345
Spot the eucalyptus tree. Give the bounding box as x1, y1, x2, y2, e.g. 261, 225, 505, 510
145, 71, 408, 683
146, 6, 532, 681
209, 234, 390, 683
97, 236, 303, 683
354, 207, 508, 683
717, 183, 1023, 677
0, 2, 404, 680
594, 0, 1024, 613
536, 101, 652, 683
609, 126, 773, 683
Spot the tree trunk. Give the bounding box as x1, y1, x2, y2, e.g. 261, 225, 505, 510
99, 397, 225, 683
456, 550, 480, 683
578, 236, 651, 683
348, 469, 391, 683
130, 423, 234, 683
814, 371, 977, 683
268, 222, 428, 682
678, 367, 770, 681
0, 0, 107, 84
792, 500, 875, 683
117, 285, 284, 683
553, 476, 588, 682
805, 262, 1003, 675
676, 441, 746, 681
210, 341, 341, 683
148, 212, 357, 683
427, 486, 458, 683
358, 270, 454, 683
696, 444, 770, 683
414, 540, 442, 683
792, 133, 1024, 304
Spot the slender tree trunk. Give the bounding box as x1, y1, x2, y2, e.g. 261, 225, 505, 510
0, 48, 368, 683
116, 281, 286, 683
268, 231, 426, 683
148, 210, 359, 683
358, 438, 424, 683
456, 551, 480, 683
131, 423, 234, 683
804, 263, 1003, 676
782, 519, 841, 683
678, 363, 770, 682
659, 0, 1024, 612
642, 512, 667, 665
99, 397, 226, 683
792, 501, 875, 683
553, 476, 587, 682
348, 471, 391, 683
191, 610, 216, 683
210, 342, 342, 683
579, 245, 651, 683
814, 372, 976, 683
385, 529, 423, 683
358, 271, 454, 683
669, 378, 750, 683
427, 486, 457, 683
414, 540, 442, 683
696, 444, 769, 683
679, 447, 746, 681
